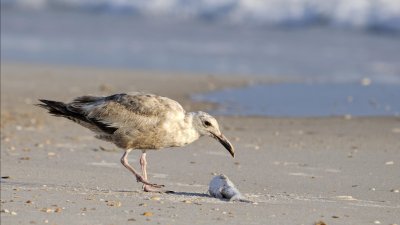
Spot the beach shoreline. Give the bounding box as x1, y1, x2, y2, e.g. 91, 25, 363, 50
1, 63, 399, 225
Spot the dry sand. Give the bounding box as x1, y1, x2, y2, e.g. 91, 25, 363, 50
1, 63, 399, 225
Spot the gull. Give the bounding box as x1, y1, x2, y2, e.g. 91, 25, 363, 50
37, 92, 234, 192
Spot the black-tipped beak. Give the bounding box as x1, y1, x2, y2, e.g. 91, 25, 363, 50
213, 133, 235, 158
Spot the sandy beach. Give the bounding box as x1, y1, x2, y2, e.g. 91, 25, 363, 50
1, 63, 399, 225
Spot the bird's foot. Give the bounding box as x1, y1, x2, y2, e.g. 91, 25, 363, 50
143, 184, 164, 193
136, 175, 164, 188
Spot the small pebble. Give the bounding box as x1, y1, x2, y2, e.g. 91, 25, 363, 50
143, 212, 153, 217
373, 220, 381, 224
54, 208, 62, 213
1, 209, 10, 213
150, 196, 161, 201
35, 143, 44, 148
41, 208, 53, 213
11, 211, 18, 215
390, 189, 399, 193
106, 200, 122, 207
19, 157, 30, 160
385, 161, 394, 165
182, 200, 192, 204
315, 221, 327, 225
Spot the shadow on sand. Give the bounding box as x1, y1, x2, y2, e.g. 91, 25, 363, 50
1, 179, 222, 200
164, 190, 213, 198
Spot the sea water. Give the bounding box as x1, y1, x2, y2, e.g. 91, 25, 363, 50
193, 82, 400, 117
2, 0, 400, 116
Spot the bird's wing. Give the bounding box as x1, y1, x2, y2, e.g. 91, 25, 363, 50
116, 92, 185, 117
69, 93, 185, 130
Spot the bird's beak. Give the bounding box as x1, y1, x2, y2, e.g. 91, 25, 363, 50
212, 133, 235, 158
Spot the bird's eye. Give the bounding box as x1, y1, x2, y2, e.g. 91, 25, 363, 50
204, 121, 212, 127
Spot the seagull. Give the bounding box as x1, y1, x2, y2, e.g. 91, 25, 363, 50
37, 92, 234, 192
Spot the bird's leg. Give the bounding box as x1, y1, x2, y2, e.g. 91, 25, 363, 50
120, 149, 163, 188
140, 152, 148, 181
140, 152, 163, 192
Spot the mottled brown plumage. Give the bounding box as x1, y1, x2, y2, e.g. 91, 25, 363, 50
38, 92, 234, 192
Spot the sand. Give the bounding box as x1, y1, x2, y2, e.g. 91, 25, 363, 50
1, 63, 399, 225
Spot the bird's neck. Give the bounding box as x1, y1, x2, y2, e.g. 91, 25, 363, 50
178, 112, 201, 145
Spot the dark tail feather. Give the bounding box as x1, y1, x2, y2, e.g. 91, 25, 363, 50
36, 99, 88, 122
36, 99, 70, 117
37, 99, 117, 134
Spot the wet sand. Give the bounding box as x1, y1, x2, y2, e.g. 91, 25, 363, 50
1, 63, 399, 225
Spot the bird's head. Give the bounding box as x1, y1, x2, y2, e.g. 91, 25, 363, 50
193, 111, 234, 158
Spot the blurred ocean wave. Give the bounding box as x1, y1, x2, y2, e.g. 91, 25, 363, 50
2, 0, 400, 31
2, 0, 400, 85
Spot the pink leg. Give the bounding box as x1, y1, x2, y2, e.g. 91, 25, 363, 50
139, 152, 164, 192
120, 149, 163, 188
140, 152, 148, 180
